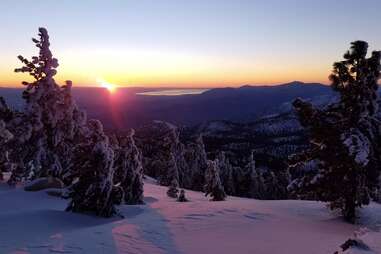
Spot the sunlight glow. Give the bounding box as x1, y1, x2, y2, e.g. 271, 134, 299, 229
97, 78, 117, 93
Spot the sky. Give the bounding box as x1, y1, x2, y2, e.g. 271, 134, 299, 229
1, 0, 381, 88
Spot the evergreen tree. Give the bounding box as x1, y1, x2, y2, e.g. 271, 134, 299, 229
167, 126, 189, 188
0, 97, 14, 180
245, 151, 266, 199
5, 113, 34, 185
204, 160, 226, 201
0, 27, 143, 217
184, 135, 208, 190
10, 27, 87, 182
166, 151, 180, 198
140, 121, 187, 187
66, 120, 121, 217
155, 123, 183, 198
0, 120, 13, 180
216, 151, 236, 195
113, 129, 144, 204
289, 41, 381, 222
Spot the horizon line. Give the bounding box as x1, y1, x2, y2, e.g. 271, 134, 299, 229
0, 80, 331, 89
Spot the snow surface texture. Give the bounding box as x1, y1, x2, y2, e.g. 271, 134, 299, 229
0, 180, 380, 254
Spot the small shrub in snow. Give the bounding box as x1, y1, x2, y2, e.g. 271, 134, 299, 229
167, 178, 179, 198
177, 189, 189, 202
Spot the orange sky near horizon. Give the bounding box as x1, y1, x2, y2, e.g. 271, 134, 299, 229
0, 48, 331, 88
2, 1, 380, 89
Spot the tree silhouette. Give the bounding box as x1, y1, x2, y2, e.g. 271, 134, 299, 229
289, 41, 381, 222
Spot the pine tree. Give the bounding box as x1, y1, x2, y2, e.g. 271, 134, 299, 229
10, 27, 87, 182
184, 135, 208, 190
289, 41, 381, 222
141, 121, 187, 187
154, 123, 183, 197
167, 126, 189, 188
166, 152, 180, 198
0, 120, 13, 180
113, 129, 144, 204
66, 120, 121, 217
1, 27, 142, 217
5, 113, 33, 185
0, 121, 13, 142
204, 160, 226, 201
245, 151, 266, 199
216, 151, 236, 195
0, 97, 14, 180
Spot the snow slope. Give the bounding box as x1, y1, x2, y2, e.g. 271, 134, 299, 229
0, 180, 380, 254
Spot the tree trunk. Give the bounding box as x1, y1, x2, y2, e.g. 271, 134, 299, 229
343, 198, 356, 223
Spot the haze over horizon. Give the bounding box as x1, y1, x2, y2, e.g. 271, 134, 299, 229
1, 0, 381, 88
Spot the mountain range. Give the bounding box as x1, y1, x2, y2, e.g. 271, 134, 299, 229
0, 81, 335, 129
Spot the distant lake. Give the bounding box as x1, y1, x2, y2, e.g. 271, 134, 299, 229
136, 88, 209, 96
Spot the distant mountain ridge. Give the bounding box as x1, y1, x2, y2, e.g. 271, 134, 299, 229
0, 81, 334, 128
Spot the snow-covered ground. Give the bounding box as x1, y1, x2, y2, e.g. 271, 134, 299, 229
0, 180, 380, 254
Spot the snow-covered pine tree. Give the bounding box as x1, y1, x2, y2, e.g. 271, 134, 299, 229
204, 160, 226, 201
0, 97, 13, 180
167, 126, 189, 188
0, 90, 33, 184
66, 119, 121, 217
1, 90, 44, 185
145, 122, 191, 194
184, 135, 208, 190
53, 80, 89, 180
166, 155, 180, 198
11, 27, 87, 181
0, 97, 14, 123
262, 171, 289, 200
216, 151, 236, 195
138, 121, 188, 187
244, 151, 266, 199
0, 119, 13, 180
5, 113, 34, 185
113, 129, 144, 204
289, 41, 381, 222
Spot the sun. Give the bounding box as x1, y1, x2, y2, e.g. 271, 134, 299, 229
97, 78, 117, 93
